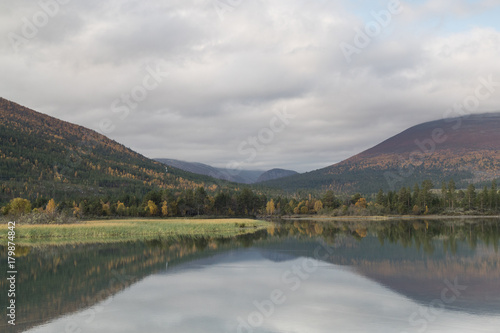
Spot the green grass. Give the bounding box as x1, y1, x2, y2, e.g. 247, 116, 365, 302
0, 218, 270, 245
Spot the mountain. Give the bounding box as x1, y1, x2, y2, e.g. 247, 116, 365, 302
156, 159, 298, 184
0, 98, 224, 204
255, 168, 298, 183
261, 113, 500, 194
155, 158, 263, 184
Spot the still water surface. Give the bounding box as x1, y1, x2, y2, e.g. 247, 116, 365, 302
2, 219, 500, 333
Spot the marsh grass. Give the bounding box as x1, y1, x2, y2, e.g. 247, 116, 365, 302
0, 218, 269, 245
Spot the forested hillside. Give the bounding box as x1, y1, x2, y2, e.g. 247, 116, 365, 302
0, 98, 223, 205
261, 113, 500, 194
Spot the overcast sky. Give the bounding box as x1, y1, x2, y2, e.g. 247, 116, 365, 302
2, 0, 500, 173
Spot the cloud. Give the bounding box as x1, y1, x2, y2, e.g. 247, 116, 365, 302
1, 0, 500, 172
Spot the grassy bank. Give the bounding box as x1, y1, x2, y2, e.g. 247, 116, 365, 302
281, 214, 500, 221
0, 218, 270, 245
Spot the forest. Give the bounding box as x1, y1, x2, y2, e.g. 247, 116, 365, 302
2, 178, 499, 223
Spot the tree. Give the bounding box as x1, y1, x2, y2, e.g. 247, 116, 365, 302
398, 187, 410, 214
45, 198, 57, 216
350, 193, 362, 205
116, 201, 127, 216
322, 191, 338, 209
194, 187, 207, 215
73, 202, 82, 218
376, 189, 386, 206
313, 200, 323, 213
441, 182, 447, 208
145, 200, 158, 216
5, 198, 31, 216
420, 180, 433, 208
479, 186, 489, 211
101, 201, 110, 216
413, 184, 421, 208
466, 184, 476, 210
214, 192, 231, 216
161, 200, 168, 217
237, 188, 256, 215
266, 199, 275, 215
447, 179, 456, 209
354, 198, 367, 209
490, 180, 498, 211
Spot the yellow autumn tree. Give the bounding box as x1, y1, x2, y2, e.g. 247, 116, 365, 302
161, 201, 168, 217
5, 198, 31, 216
101, 201, 111, 216
266, 199, 275, 215
354, 198, 367, 209
116, 201, 126, 216
146, 200, 158, 216
72, 202, 81, 218
313, 200, 323, 213
46, 199, 57, 216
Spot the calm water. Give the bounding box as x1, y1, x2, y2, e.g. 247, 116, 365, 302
1, 219, 500, 333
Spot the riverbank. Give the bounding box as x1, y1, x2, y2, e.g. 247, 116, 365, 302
278, 214, 500, 221
0, 218, 270, 245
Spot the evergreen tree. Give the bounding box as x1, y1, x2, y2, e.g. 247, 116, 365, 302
466, 184, 476, 210
447, 179, 456, 209
480, 186, 489, 211
376, 189, 386, 206
441, 182, 447, 208
490, 180, 498, 211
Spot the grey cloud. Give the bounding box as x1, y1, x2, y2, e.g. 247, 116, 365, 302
1, 0, 500, 173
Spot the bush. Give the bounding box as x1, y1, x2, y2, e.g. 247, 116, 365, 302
17, 211, 77, 224
2, 198, 31, 216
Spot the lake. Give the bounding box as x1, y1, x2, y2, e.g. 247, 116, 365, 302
2, 218, 500, 333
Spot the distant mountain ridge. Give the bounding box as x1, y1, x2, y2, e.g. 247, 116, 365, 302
3, 95, 499, 198
155, 158, 263, 184
261, 112, 500, 193
156, 158, 298, 184
256, 168, 298, 183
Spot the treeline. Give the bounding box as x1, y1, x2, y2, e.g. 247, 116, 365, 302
362, 179, 500, 216
2, 179, 500, 222
0, 185, 340, 221
1, 188, 266, 221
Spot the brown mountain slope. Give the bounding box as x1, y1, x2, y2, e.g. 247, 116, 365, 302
261, 113, 500, 193
0, 97, 220, 203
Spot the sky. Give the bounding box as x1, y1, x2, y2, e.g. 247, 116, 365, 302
1, 0, 500, 173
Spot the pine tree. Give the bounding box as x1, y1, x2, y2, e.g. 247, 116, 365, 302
441, 182, 447, 208
447, 179, 456, 209
490, 180, 498, 211
466, 184, 476, 210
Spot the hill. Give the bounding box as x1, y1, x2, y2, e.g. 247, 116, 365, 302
255, 168, 298, 183
155, 158, 263, 184
0, 98, 224, 205
156, 159, 298, 184
261, 113, 500, 194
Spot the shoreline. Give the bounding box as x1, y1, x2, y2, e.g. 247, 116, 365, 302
277, 215, 500, 221
0, 218, 270, 245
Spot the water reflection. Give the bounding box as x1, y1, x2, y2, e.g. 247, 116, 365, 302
1, 218, 499, 332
